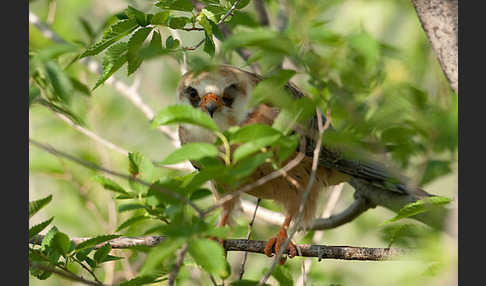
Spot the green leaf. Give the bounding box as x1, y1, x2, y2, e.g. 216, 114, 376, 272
45, 61, 73, 104
229, 152, 273, 181
94, 243, 112, 263
165, 36, 180, 49
197, 14, 212, 36
230, 0, 250, 9
75, 234, 121, 251
275, 134, 299, 163
94, 175, 130, 195
152, 104, 219, 132
69, 76, 91, 96
189, 188, 212, 201
127, 27, 153, 75
29, 85, 41, 106
249, 69, 296, 108
188, 239, 230, 278
52, 232, 71, 255
420, 160, 453, 186
125, 6, 148, 26
75, 247, 93, 261
79, 17, 96, 39
116, 215, 149, 232
41, 226, 58, 251
128, 152, 154, 193
81, 19, 138, 58
93, 42, 128, 90
230, 124, 281, 144
203, 33, 215, 57
156, 0, 193, 12
140, 238, 184, 275
272, 265, 293, 286
230, 280, 270, 286
119, 275, 166, 286
29, 194, 53, 219
233, 134, 281, 162
385, 197, 452, 223
148, 180, 185, 205
160, 143, 219, 165
167, 16, 190, 29
151, 11, 170, 25
29, 262, 53, 280
118, 203, 147, 212
29, 217, 54, 240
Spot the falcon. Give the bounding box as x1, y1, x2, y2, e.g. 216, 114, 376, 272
176, 65, 416, 264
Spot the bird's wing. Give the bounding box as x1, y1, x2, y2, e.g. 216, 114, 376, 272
240, 68, 415, 195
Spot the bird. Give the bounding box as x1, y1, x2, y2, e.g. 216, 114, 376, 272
176, 64, 419, 264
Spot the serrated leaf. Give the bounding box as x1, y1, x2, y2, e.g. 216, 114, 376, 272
152, 104, 219, 131
93, 243, 112, 263
127, 27, 153, 75
385, 197, 452, 223
140, 238, 184, 275
93, 42, 128, 89
52, 232, 71, 255
160, 143, 219, 165
151, 11, 170, 25
116, 215, 149, 232
188, 239, 230, 278
156, 0, 193, 11
45, 61, 73, 104
29, 194, 53, 219
75, 234, 121, 251
75, 247, 93, 261
79, 17, 96, 39
94, 175, 130, 195
81, 19, 138, 58
29, 217, 54, 240
233, 134, 280, 162
29, 262, 53, 280
119, 275, 166, 286
85, 256, 97, 268
41, 226, 58, 251
101, 254, 123, 262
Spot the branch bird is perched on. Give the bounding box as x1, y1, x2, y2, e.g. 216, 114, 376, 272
176, 65, 420, 264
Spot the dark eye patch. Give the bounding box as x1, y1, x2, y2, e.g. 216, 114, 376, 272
184, 86, 200, 107
222, 83, 239, 107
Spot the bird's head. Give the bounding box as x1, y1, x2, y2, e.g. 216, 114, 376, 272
176, 65, 259, 131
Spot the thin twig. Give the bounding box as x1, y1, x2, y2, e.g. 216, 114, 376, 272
259, 109, 330, 286
239, 198, 261, 280
30, 235, 409, 261
29, 139, 204, 217
168, 243, 189, 286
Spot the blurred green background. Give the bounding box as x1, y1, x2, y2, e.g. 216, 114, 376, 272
29, 0, 457, 285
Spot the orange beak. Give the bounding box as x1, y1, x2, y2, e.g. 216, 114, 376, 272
200, 93, 222, 117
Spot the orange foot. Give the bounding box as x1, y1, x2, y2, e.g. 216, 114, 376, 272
264, 228, 297, 265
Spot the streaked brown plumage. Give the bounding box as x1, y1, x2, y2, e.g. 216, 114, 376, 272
176, 65, 415, 264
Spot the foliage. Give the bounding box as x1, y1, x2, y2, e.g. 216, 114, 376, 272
29, 0, 457, 285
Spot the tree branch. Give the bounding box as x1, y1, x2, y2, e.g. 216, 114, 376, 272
30, 235, 409, 261
410, 0, 458, 94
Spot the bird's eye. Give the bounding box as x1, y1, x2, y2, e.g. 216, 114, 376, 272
184, 86, 200, 107
222, 84, 239, 107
